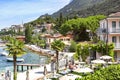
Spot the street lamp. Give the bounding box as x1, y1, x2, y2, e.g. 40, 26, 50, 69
79, 46, 83, 62
106, 19, 108, 55
89, 47, 91, 64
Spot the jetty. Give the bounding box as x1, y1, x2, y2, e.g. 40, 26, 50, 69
17, 64, 40, 71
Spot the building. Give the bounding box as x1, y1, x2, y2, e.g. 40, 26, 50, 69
33, 23, 54, 34
41, 33, 73, 48
10, 24, 25, 33
98, 12, 120, 60
16, 36, 25, 42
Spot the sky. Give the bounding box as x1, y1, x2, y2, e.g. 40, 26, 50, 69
0, 0, 71, 29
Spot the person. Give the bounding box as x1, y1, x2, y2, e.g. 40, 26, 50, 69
5, 70, 11, 80
26, 70, 29, 80
68, 61, 77, 72
43, 65, 47, 80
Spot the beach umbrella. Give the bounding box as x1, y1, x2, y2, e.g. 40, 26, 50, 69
100, 55, 112, 60
73, 67, 93, 73
79, 68, 93, 73
91, 59, 106, 64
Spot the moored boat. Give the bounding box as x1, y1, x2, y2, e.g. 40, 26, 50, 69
6, 57, 24, 62
0, 52, 8, 56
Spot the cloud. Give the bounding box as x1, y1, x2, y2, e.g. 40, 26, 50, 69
0, 0, 71, 29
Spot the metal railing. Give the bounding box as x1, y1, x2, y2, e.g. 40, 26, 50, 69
109, 28, 120, 33
114, 43, 120, 49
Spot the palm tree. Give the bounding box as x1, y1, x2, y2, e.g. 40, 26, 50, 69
51, 40, 65, 73
6, 38, 25, 80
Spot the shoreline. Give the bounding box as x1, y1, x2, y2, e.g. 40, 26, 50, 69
0, 44, 54, 80
25, 44, 54, 57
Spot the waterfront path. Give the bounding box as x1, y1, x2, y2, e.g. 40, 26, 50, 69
11, 63, 51, 80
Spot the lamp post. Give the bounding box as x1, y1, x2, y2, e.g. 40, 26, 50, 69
79, 46, 83, 62
89, 47, 91, 64
106, 19, 108, 55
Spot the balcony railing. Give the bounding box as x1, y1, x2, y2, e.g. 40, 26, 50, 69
109, 28, 120, 33
98, 28, 120, 34
114, 43, 120, 49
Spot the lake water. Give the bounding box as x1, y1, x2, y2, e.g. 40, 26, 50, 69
0, 47, 48, 73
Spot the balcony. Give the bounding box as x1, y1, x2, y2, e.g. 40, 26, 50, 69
114, 43, 120, 49
109, 28, 120, 33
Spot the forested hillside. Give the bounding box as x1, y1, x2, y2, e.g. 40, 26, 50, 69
52, 0, 106, 17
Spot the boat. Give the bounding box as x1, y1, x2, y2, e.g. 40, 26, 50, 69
0, 52, 8, 56
6, 57, 24, 62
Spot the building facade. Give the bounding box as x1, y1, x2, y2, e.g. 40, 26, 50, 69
98, 12, 120, 60
42, 33, 73, 49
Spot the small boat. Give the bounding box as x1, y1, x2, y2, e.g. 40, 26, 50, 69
6, 57, 24, 62
0, 52, 8, 56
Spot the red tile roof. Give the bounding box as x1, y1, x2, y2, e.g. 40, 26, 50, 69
109, 12, 120, 17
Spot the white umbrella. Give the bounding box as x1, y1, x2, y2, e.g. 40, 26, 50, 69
100, 55, 112, 60
73, 67, 93, 73
91, 59, 106, 64
79, 68, 93, 73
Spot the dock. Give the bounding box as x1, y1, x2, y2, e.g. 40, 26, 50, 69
17, 64, 40, 71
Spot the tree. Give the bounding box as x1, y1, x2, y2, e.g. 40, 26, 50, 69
74, 41, 114, 62
51, 40, 65, 73
86, 15, 106, 42
25, 25, 33, 43
59, 15, 106, 42
5, 38, 25, 80
69, 40, 77, 52
75, 43, 90, 61
96, 41, 114, 60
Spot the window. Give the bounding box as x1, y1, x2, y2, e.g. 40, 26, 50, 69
112, 21, 116, 28
112, 36, 116, 43
119, 36, 120, 43
119, 21, 120, 28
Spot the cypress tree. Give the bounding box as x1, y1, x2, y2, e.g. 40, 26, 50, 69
25, 25, 32, 43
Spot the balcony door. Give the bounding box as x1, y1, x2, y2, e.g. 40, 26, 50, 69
112, 21, 116, 32
112, 36, 116, 42
112, 36, 116, 47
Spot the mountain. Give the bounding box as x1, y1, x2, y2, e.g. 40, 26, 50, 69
52, 0, 106, 17
27, 0, 120, 25
52, 0, 120, 18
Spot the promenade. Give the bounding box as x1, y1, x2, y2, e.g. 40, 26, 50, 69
12, 63, 51, 80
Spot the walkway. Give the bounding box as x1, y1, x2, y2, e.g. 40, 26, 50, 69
11, 64, 51, 80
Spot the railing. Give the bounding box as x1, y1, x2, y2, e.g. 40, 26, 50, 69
114, 43, 120, 49
109, 28, 120, 33
98, 28, 120, 34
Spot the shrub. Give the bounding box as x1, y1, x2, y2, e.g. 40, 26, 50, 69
76, 65, 120, 80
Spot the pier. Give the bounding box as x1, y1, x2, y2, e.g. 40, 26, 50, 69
17, 64, 40, 71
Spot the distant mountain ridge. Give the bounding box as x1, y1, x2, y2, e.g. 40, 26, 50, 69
28, 0, 120, 25
52, 0, 106, 17
51, 0, 120, 18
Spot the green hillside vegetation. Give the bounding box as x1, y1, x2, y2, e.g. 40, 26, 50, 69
52, 0, 106, 17
69, 0, 120, 17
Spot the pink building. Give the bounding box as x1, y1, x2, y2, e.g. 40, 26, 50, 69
98, 12, 120, 60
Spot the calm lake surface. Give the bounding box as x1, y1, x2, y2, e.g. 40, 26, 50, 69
0, 46, 48, 73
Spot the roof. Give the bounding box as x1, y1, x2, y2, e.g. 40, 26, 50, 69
108, 12, 120, 17
16, 36, 25, 39
42, 34, 73, 39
